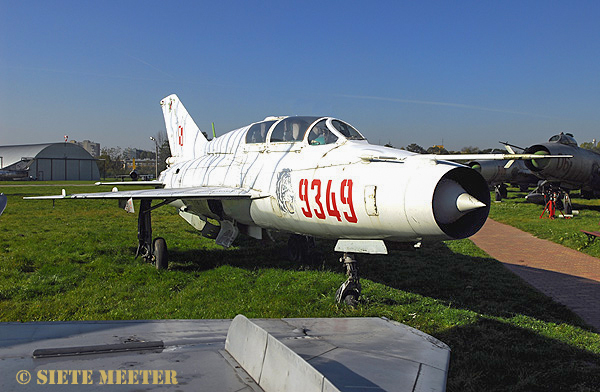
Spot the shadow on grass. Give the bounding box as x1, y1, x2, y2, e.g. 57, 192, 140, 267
164, 235, 590, 330
439, 318, 600, 392
358, 242, 594, 331
493, 189, 600, 212
572, 202, 600, 213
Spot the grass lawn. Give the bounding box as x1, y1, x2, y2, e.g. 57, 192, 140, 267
1, 182, 599, 391
489, 188, 600, 258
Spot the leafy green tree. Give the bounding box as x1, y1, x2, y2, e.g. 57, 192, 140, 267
158, 140, 171, 173
405, 143, 427, 154
427, 145, 449, 155
581, 141, 600, 154
461, 146, 481, 154
98, 147, 126, 178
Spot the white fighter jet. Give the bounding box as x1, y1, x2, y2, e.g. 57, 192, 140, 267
26, 94, 568, 304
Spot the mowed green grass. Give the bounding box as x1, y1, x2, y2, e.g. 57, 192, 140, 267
1, 182, 600, 391
489, 188, 600, 258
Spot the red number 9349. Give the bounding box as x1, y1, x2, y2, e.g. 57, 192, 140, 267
298, 179, 357, 223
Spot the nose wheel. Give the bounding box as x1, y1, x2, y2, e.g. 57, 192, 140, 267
335, 253, 361, 306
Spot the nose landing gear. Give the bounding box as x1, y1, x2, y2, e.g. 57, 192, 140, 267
335, 253, 361, 306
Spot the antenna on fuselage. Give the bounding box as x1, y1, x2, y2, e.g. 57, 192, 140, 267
212, 122, 216, 139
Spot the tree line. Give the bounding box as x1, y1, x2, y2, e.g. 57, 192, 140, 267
400, 143, 505, 155
98, 131, 171, 178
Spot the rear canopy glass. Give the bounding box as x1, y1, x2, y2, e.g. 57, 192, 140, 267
269, 117, 321, 143
246, 121, 276, 143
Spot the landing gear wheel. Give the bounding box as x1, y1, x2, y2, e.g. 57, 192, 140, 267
336, 283, 360, 307
287, 234, 316, 264
494, 184, 507, 201
287, 234, 306, 262
153, 237, 168, 270
563, 193, 573, 215
335, 253, 361, 306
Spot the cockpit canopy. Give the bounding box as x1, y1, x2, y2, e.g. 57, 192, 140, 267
548, 132, 577, 147
245, 116, 365, 145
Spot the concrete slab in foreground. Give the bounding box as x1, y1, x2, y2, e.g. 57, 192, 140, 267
0, 316, 450, 391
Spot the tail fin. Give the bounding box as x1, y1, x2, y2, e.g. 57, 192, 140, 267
160, 94, 207, 162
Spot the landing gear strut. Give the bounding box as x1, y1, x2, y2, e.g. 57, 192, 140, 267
335, 253, 361, 306
287, 234, 316, 264
494, 184, 508, 201
135, 199, 170, 269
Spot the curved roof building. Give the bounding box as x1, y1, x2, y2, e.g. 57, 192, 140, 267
0, 143, 100, 181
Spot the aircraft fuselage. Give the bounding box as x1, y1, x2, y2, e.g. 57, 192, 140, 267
160, 117, 490, 244
524, 140, 600, 193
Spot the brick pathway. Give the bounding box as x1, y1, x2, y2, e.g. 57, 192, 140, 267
470, 219, 600, 331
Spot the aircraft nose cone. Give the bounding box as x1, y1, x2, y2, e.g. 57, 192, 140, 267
456, 192, 487, 212
433, 179, 487, 225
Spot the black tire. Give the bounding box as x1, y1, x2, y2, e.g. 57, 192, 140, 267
287, 234, 307, 263
563, 195, 573, 215
336, 284, 360, 307
495, 188, 503, 202
343, 292, 359, 307
153, 237, 168, 270
499, 184, 508, 199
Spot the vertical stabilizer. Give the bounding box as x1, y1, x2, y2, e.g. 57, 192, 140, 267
160, 94, 207, 162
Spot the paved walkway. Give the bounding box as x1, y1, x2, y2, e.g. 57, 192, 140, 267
471, 219, 600, 331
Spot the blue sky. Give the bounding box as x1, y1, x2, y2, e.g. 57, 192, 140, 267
1, 1, 600, 151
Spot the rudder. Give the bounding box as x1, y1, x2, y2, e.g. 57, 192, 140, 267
160, 94, 207, 162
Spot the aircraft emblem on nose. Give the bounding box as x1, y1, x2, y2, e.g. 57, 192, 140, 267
276, 168, 295, 215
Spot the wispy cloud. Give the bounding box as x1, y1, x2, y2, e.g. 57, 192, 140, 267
123, 53, 175, 79
335, 94, 567, 120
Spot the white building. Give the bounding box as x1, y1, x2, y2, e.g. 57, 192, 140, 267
0, 143, 100, 181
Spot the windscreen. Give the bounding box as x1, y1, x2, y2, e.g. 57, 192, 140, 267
330, 120, 365, 140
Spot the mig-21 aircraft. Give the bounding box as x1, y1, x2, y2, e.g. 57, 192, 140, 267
467, 159, 538, 201
498, 133, 599, 214
26, 95, 568, 304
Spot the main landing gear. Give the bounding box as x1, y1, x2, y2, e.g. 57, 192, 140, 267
335, 253, 361, 306
494, 184, 508, 201
287, 234, 316, 263
136, 199, 170, 269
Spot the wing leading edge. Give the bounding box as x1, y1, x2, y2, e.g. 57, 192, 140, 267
24, 186, 259, 200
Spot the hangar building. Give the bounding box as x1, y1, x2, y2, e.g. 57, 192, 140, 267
0, 143, 100, 181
